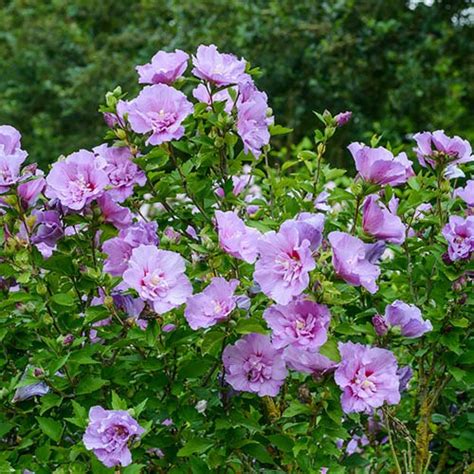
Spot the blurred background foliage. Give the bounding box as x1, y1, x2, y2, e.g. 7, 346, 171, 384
0, 0, 473, 168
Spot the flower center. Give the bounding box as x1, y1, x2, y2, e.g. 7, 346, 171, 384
149, 110, 176, 133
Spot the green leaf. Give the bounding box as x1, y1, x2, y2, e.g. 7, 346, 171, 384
282, 401, 312, 418
40, 393, 63, 415
111, 391, 128, 410
36, 416, 62, 442
267, 434, 294, 452
235, 318, 268, 335
123, 465, 146, 474
177, 438, 214, 457
242, 443, 274, 464
319, 338, 340, 362
269, 125, 293, 136
76, 375, 107, 395
0, 422, 14, 438
51, 293, 75, 306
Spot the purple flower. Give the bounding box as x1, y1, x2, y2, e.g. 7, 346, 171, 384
0, 125, 28, 193
192, 84, 234, 113
328, 231, 381, 294
0, 125, 27, 157
103, 238, 135, 277
184, 277, 239, 330
345, 434, 370, 455
348, 142, 414, 187
254, 224, 316, 305
126, 84, 193, 145
136, 49, 189, 85
334, 342, 400, 413
103, 221, 158, 276
372, 314, 388, 336
121, 220, 159, 247
397, 366, 413, 392
161, 418, 173, 427
362, 194, 406, 244
455, 180, 474, 207
334, 111, 352, 127
192, 44, 248, 86
123, 244, 192, 314
93, 144, 146, 202
232, 171, 252, 196
222, 333, 287, 397
97, 193, 133, 230
314, 190, 331, 212
112, 293, 145, 321
0, 152, 28, 194
236, 86, 271, 157
103, 112, 119, 128
385, 300, 433, 338
30, 210, 63, 247
17, 177, 46, 209
164, 226, 181, 243
12, 367, 50, 403
442, 215, 474, 261
283, 345, 337, 377
162, 323, 176, 332
45, 150, 109, 210
263, 298, 330, 350
215, 210, 261, 263
185, 225, 198, 240
281, 212, 325, 251
413, 130, 473, 168
83, 406, 144, 468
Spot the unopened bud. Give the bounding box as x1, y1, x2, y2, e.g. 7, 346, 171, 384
33, 368, 44, 378
115, 129, 127, 140
372, 314, 388, 336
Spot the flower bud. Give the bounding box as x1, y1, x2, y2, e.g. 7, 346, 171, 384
103, 296, 114, 309
115, 129, 127, 140
33, 368, 44, 378
372, 314, 388, 336
63, 334, 74, 346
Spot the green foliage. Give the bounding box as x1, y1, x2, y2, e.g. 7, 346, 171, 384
0, 29, 473, 473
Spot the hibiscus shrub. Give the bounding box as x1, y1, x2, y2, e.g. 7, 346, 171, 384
0, 45, 473, 473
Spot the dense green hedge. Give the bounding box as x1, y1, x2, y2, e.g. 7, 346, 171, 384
0, 0, 473, 167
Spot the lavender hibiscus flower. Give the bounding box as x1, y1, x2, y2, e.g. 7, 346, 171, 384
126, 84, 193, 145
192, 44, 248, 86
184, 277, 239, 330
362, 194, 406, 244
385, 300, 433, 338
334, 342, 400, 413
254, 224, 316, 305
328, 231, 383, 294
123, 244, 192, 314
45, 150, 109, 210
83, 406, 144, 468
413, 130, 473, 168
263, 297, 330, 351
136, 49, 189, 85
222, 333, 287, 397
348, 142, 414, 186
442, 215, 474, 261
